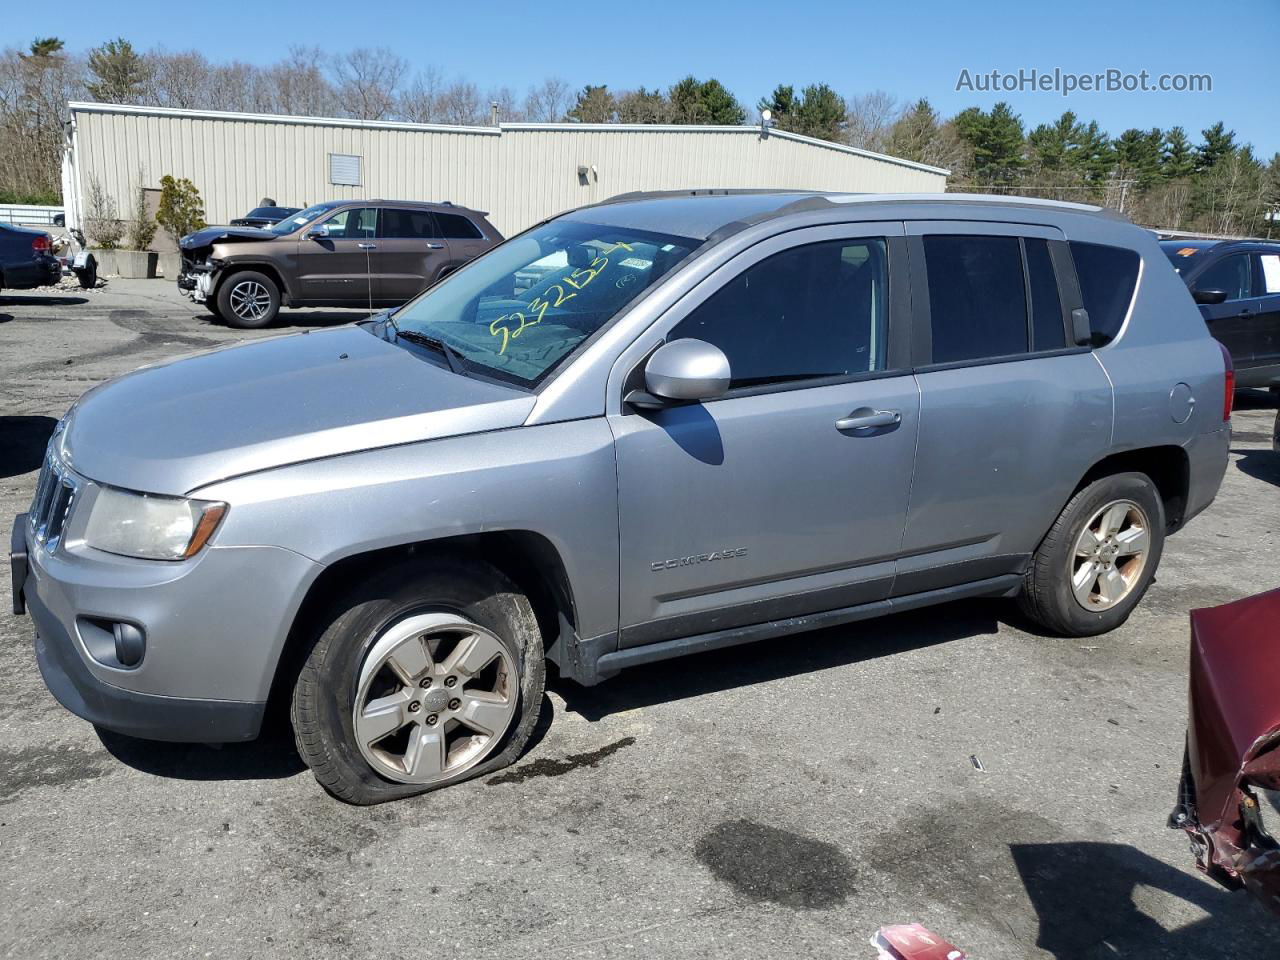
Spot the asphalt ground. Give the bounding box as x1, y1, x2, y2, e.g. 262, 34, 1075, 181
2, 278, 1279, 959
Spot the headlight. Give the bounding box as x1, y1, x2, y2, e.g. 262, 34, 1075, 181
83, 487, 227, 561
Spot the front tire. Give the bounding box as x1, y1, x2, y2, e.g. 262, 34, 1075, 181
291, 555, 545, 805
1018, 472, 1165, 636
216, 270, 280, 328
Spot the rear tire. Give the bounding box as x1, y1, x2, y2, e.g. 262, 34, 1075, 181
290, 554, 545, 805
1018, 472, 1165, 636
215, 270, 280, 328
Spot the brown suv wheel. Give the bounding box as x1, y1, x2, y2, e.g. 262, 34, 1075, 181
217, 270, 281, 328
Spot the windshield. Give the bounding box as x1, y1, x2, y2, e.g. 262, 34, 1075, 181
387, 220, 701, 387
269, 203, 336, 235
1160, 241, 1211, 275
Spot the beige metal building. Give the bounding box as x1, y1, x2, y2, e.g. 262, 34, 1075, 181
62, 101, 948, 237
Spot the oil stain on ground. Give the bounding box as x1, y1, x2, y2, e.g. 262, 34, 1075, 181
0, 743, 113, 803
695, 819, 855, 910
487, 736, 635, 785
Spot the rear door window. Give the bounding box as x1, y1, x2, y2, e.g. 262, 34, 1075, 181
379, 208, 440, 239
1195, 254, 1252, 301
1069, 241, 1141, 346
923, 235, 1028, 363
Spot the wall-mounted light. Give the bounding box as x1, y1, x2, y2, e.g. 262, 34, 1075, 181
760, 109, 773, 139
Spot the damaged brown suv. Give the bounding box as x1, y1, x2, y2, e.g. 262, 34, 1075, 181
178, 200, 501, 328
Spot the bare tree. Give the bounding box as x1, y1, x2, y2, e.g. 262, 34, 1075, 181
844, 90, 900, 152
523, 77, 571, 122
437, 80, 483, 126
397, 66, 444, 123
145, 50, 209, 109
263, 46, 335, 116
334, 47, 406, 120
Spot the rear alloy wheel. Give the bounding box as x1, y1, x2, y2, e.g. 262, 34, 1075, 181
1069, 500, 1151, 612
1018, 472, 1165, 636
216, 270, 280, 328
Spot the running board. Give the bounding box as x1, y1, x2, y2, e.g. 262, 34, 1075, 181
592, 574, 1022, 678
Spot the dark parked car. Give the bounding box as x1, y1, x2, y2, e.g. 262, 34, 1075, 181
0, 222, 61, 294
178, 199, 501, 328
230, 205, 302, 228
1162, 238, 1280, 390
1170, 588, 1280, 914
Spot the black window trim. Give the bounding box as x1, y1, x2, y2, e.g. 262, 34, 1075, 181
376, 206, 446, 241
1193, 252, 1253, 302
908, 227, 1091, 372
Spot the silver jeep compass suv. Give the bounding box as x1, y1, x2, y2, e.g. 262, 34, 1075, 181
11, 191, 1231, 804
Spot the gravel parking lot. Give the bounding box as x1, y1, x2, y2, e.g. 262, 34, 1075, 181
2, 280, 1279, 959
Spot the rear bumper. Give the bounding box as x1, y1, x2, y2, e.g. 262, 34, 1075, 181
1182, 425, 1231, 528
2, 255, 61, 289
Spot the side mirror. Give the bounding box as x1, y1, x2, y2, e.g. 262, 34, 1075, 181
629, 339, 731, 409
1193, 288, 1229, 305
307, 224, 330, 240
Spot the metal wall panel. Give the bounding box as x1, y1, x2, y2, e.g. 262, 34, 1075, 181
68, 106, 947, 237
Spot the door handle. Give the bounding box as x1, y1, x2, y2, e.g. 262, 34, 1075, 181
426, 242, 444, 250
835, 409, 901, 431
1237, 308, 1255, 317
358, 242, 377, 250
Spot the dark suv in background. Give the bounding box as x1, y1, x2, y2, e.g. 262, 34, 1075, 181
1162, 237, 1280, 389
178, 199, 501, 327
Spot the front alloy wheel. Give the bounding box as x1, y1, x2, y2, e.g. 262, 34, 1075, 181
1070, 499, 1151, 611
353, 612, 518, 785
228, 279, 272, 322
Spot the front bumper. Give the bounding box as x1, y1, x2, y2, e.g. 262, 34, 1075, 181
12, 510, 321, 743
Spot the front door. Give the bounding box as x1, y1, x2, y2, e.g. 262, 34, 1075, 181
609, 224, 920, 647
295, 206, 379, 304
1192, 252, 1258, 368
376, 207, 450, 303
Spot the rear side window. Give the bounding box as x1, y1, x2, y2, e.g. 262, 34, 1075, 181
380, 208, 439, 239
672, 237, 888, 388
923, 235, 1027, 363
1070, 241, 1140, 346
435, 213, 483, 239
1025, 238, 1066, 351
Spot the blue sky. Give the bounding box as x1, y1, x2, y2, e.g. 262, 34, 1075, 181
12, 0, 1278, 156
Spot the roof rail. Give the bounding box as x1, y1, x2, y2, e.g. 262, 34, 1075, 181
599, 187, 817, 206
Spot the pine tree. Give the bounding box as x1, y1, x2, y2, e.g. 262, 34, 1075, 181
1161, 126, 1196, 179
1196, 122, 1237, 172
566, 85, 616, 124
86, 38, 151, 104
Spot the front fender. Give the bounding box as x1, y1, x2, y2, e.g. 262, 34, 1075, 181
192, 419, 620, 642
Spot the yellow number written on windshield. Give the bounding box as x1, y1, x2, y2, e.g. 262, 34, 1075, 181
488, 241, 634, 355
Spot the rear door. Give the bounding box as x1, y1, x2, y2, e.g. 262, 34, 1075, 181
896, 222, 1113, 593
375, 207, 449, 303
434, 212, 490, 272
294, 206, 379, 304
1191, 252, 1258, 368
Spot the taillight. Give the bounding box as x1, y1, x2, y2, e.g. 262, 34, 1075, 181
31, 234, 50, 254
1218, 341, 1234, 421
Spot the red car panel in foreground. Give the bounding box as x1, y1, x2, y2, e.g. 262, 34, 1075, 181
1171, 588, 1280, 913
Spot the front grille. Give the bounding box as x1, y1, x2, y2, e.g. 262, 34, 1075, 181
29, 452, 80, 550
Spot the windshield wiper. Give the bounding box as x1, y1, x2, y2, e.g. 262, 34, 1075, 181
393, 328, 468, 376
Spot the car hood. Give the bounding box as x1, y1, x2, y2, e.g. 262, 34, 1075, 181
180, 225, 277, 249
60, 325, 534, 495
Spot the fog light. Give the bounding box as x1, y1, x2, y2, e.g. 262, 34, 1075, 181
112, 622, 146, 667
